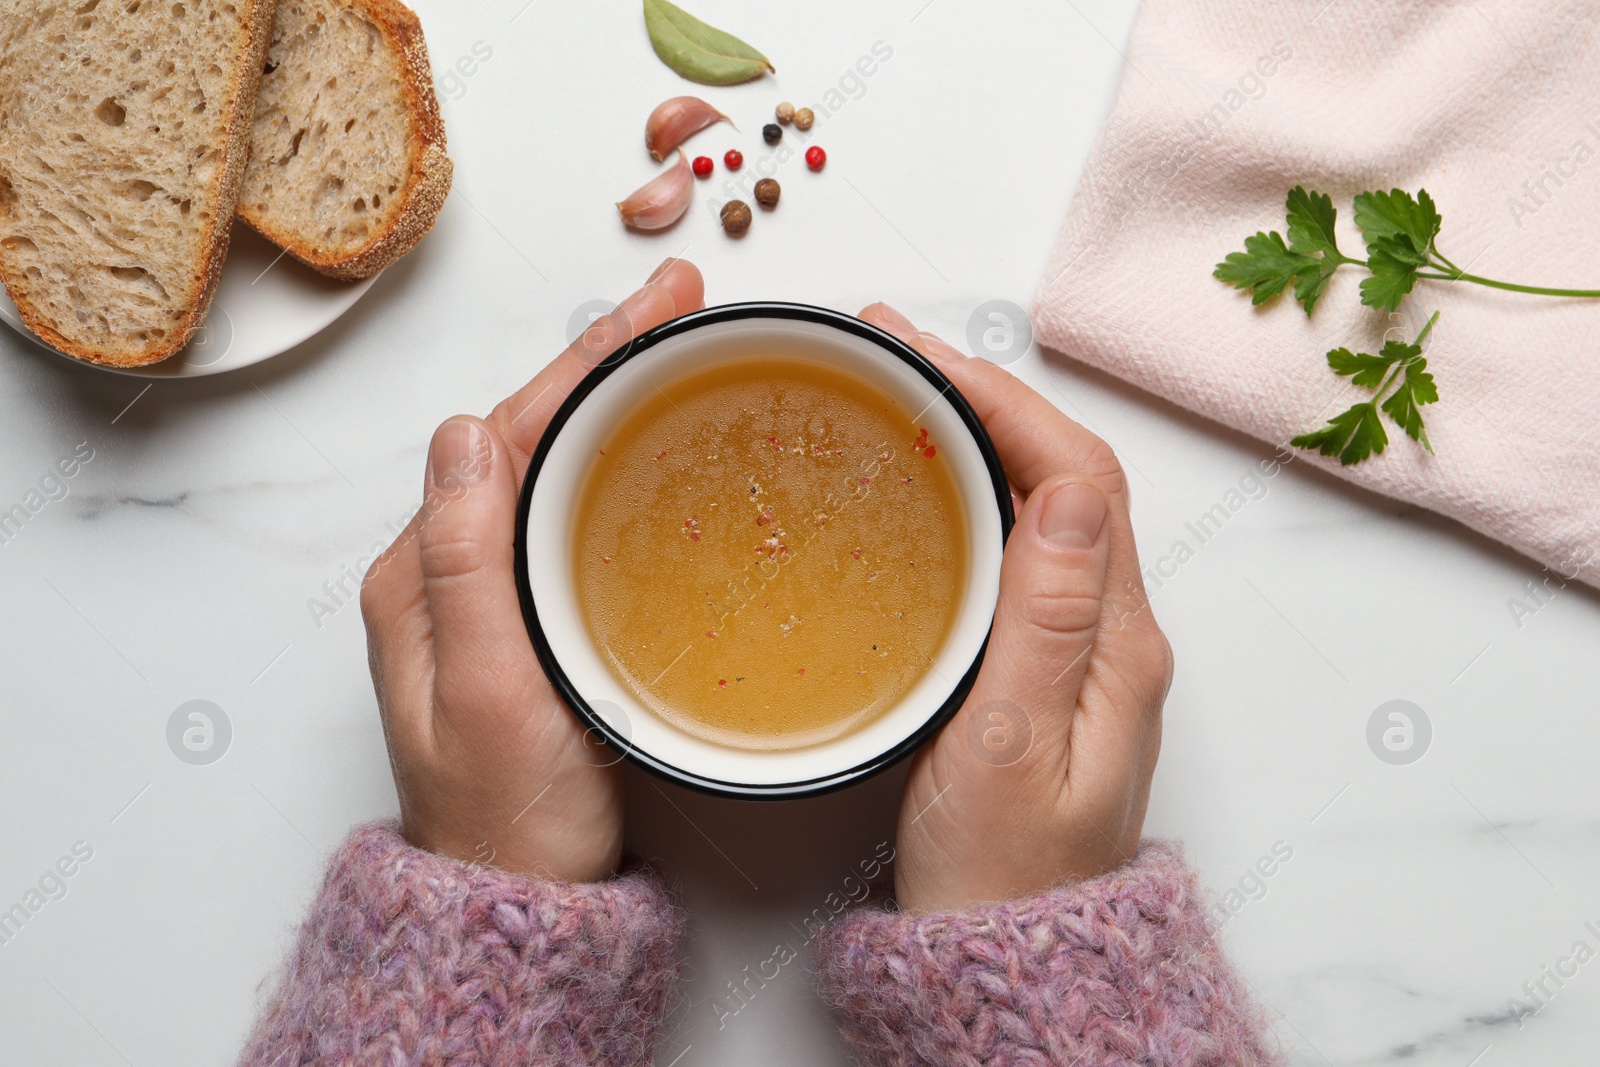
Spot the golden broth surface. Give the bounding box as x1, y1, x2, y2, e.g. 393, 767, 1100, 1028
573, 358, 967, 750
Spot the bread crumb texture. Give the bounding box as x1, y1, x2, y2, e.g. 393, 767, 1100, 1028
238, 0, 450, 279
0, 0, 271, 365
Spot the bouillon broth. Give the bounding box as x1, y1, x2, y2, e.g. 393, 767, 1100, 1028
573, 357, 967, 750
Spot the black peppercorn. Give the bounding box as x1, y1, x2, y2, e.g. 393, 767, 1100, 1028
762, 123, 782, 145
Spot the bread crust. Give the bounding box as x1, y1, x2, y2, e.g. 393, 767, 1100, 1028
0, 0, 279, 367
236, 0, 452, 281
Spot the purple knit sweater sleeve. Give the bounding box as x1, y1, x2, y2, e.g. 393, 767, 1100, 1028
237, 821, 683, 1067
815, 841, 1281, 1066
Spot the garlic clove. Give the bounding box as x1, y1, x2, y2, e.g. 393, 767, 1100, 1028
645, 96, 732, 161
617, 150, 693, 231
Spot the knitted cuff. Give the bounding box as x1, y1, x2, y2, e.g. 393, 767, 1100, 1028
237, 821, 683, 1067
814, 841, 1281, 1066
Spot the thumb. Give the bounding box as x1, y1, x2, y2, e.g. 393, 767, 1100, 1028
966, 479, 1110, 720
416, 416, 534, 720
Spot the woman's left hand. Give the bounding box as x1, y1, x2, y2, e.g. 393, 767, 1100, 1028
857, 303, 1172, 913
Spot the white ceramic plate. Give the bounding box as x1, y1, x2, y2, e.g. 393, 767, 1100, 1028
0, 221, 377, 378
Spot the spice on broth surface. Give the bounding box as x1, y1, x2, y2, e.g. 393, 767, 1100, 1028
573, 359, 967, 751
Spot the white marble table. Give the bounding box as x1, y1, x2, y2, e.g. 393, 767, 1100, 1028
2, 2, 1597, 1063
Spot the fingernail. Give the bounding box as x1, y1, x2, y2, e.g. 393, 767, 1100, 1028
1039, 482, 1106, 550
871, 302, 916, 331
647, 257, 678, 283
430, 419, 491, 491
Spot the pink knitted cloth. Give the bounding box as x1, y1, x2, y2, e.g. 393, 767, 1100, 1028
816, 842, 1280, 1066
1033, 0, 1600, 587
237, 822, 684, 1066
240, 827, 1277, 1064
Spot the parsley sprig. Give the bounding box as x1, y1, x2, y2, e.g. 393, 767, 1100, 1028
1290, 311, 1440, 466
1216, 187, 1600, 464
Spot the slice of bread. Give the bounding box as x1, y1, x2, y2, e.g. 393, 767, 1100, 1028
0, 0, 277, 367
237, 0, 451, 281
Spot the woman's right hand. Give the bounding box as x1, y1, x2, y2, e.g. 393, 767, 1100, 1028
858, 303, 1173, 914
359, 259, 705, 883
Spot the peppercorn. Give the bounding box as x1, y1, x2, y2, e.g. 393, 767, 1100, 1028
805, 145, 826, 171
720, 200, 752, 235
692, 155, 713, 178
793, 107, 815, 131
754, 178, 780, 208
762, 123, 782, 145
775, 101, 795, 125
723, 149, 743, 171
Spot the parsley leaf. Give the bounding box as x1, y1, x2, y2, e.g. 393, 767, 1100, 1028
1366, 233, 1430, 269
1359, 240, 1426, 311
1291, 403, 1389, 466
1352, 188, 1442, 252
1285, 186, 1342, 259
1291, 260, 1341, 315
1379, 356, 1439, 451
1215, 187, 1352, 314
1325, 346, 1394, 388
1214, 230, 1322, 306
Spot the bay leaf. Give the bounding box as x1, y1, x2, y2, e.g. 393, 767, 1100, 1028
643, 0, 774, 86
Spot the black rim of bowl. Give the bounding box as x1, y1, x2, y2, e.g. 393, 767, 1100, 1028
513, 301, 1015, 800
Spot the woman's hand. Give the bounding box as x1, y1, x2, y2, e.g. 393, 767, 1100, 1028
858, 303, 1173, 914
359, 259, 705, 883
